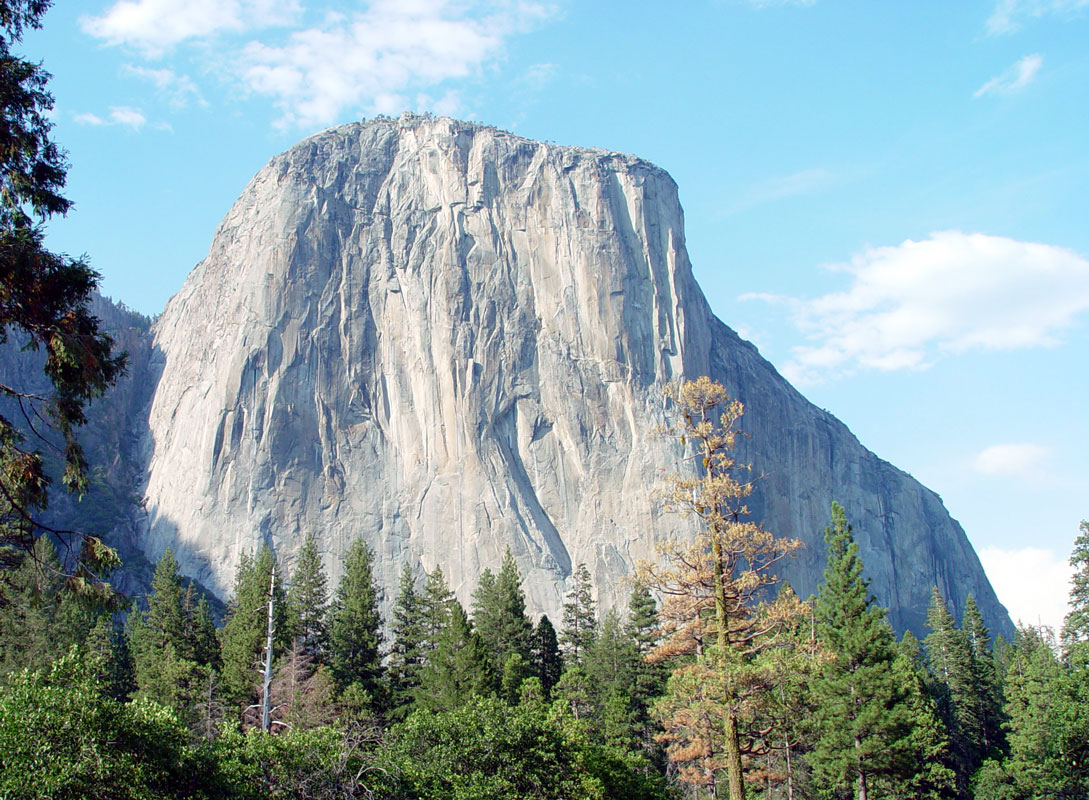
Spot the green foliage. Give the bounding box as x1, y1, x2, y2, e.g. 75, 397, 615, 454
328, 538, 385, 707
415, 600, 492, 712
388, 561, 426, 715
211, 722, 389, 800
385, 693, 668, 800
560, 562, 597, 665
0, 533, 95, 674
810, 501, 916, 797
1061, 520, 1089, 658
0, 648, 211, 799
925, 586, 983, 794
530, 613, 562, 697
286, 533, 328, 659
0, 0, 125, 593
218, 546, 288, 710
470, 549, 533, 680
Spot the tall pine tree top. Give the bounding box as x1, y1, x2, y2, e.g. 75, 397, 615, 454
810, 502, 916, 799
287, 533, 328, 658
329, 538, 385, 706
471, 548, 532, 674
1061, 520, 1089, 658
560, 563, 597, 665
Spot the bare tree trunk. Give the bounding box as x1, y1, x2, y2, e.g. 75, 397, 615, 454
724, 711, 746, 800
261, 569, 275, 733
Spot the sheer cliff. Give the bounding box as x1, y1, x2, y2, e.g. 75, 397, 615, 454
91, 116, 1009, 636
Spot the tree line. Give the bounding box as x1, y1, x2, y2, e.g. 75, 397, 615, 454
1, 379, 1087, 800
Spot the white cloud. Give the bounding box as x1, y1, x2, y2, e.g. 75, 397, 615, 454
741, 231, 1089, 384
986, 0, 1089, 35
972, 443, 1049, 478
123, 65, 207, 108
74, 106, 148, 129
73, 111, 106, 126
979, 546, 1072, 633
81, 0, 301, 56
974, 54, 1043, 98
237, 1, 557, 128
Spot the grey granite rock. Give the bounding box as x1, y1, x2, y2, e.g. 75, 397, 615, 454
126, 114, 1010, 637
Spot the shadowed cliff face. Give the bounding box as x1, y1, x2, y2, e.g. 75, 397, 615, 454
114, 115, 1007, 637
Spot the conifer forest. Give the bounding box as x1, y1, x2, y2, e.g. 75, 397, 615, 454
0, 1, 1087, 798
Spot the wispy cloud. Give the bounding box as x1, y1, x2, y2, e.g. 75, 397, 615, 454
83, 1, 558, 129
974, 54, 1043, 97
986, 0, 1089, 35
73, 105, 148, 129
741, 231, 1089, 384
123, 65, 207, 108
722, 167, 836, 215
81, 0, 302, 57
979, 546, 1072, 632
972, 443, 1049, 479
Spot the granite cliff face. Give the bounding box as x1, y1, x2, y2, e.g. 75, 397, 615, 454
126, 115, 1008, 636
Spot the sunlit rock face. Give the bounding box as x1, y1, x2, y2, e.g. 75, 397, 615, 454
137, 115, 1010, 637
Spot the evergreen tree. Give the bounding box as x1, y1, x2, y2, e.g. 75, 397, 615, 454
128, 548, 220, 724
387, 561, 426, 716
809, 501, 915, 800
625, 582, 665, 729
1061, 520, 1089, 657
925, 586, 983, 794
287, 532, 328, 659
219, 545, 288, 710
415, 600, 492, 712
639, 378, 804, 800
471, 549, 533, 680
961, 593, 1005, 763
891, 631, 958, 800
328, 538, 385, 708
560, 562, 597, 665
0, 534, 94, 674
419, 564, 455, 651
985, 625, 1071, 799
0, 0, 125, 596
530, 614, 563, 697
83, 613, 134, 702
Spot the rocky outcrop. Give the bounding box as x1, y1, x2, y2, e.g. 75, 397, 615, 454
108, 115, 1006, 636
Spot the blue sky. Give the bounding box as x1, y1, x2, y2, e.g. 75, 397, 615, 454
23, 0, 1089, 632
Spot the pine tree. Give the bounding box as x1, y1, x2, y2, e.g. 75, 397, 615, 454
329, 538, 385, 709
420, 564, 455, 651
415, 600, 492, 712
218, 546, 288, 710
961, 594, 1005, 763
560, 562, 597, 665
128, 548, 221, 724
1061, 520, 1089, 658
530, 614, 562, 697
0, 0, 125, 595
891, 631, 958, 800
809, 501, 915, 800
925, 586, 983, 794
287, 532, 328, 659
388, 561, 426, 716
0, 535, 94, 673
625, 582, 665, 726
638, 378, 804, 800
991, 625, 1071, 798
471, 549, 533, 681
